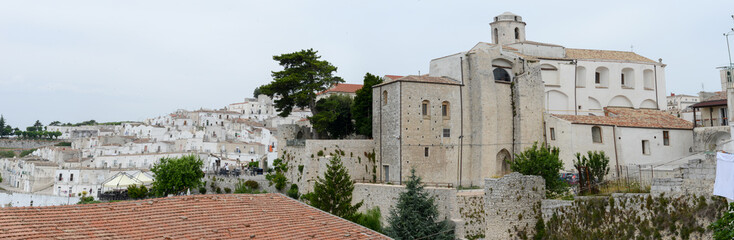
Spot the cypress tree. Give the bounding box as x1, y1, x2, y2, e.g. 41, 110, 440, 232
308, 155, 363, 220
385, 169, 454, 240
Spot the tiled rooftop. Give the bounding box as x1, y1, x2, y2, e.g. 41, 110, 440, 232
565, 48, 657, 63
0, 193, 389, 240
553, 107, 693, 130
322, 83, 363, 94
376, 75, 461, 87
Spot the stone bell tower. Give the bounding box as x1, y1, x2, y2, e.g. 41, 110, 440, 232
489, 12, 526, 45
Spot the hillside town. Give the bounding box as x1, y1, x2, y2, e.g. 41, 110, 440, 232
1, 9, 734, 240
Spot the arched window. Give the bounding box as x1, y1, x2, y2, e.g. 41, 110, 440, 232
594, 67, 609, 87
591, 126, 602, 143
493, 28, 499, 44
576, 66, 587, 88
382, 90, 388, 106
441, 101, 450, 119
621, 68, 635, 88
514, 27, 519, 40
540, 64, 559, 85
422, 100, 430, 119
493, 68, 511, 82
643, 69, 654, 90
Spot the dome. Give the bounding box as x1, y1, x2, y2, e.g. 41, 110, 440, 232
494, 12, 522, 22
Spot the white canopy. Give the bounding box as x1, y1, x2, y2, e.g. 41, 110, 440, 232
102, 172, 144, 189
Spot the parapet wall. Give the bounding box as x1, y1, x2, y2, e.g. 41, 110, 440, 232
282, 139, 376, 193
0, 139, 62, 149
651, 154, 715, 197
484, 173, 545, 240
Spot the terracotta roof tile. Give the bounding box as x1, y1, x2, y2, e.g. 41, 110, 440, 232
383, 75, 404, 81
565, 48, 657, 63
376, 75, 460, 87
323, 83, 363, 94
0, 194, 389, 240
553, 107, 693, 130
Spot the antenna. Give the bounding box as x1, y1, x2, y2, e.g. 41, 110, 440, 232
630, 45, 634, 52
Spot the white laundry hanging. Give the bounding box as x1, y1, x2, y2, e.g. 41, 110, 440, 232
714, 152, 734, 200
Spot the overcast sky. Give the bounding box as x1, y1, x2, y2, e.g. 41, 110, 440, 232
1, 1, 733, 128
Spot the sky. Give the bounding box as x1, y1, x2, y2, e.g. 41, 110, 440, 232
1, 0, 733, 128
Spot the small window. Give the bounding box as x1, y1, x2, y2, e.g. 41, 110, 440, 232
642, 140, 651, 155
70, 174, 74, 182
621, 73, 625, 86
58, 173, 63, 181
514, 27, 519, 40
382, 91, 388, 106
443, 129, 450, 138
595, 72, 601, 84
663, 131, 670, 146
591, 126, 602, 143
442, 101, 449, 118
422, 100, 430, 118
550, 128, 556, 140
424, 147, 429, 157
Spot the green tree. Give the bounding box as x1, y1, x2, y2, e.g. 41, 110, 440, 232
150, 155, 204, 197
0, 115, 6, 137
305, 155, 363, 220
0, 151, 15, 158
509, 143, 567, 196
253, 86, 262, 97
49, 121, 61, 126
259, 49, 344, 117
573, 151, 610, 194
265, 158, 288, 191
127, 184, 148, 199
385, 169, 454, 240
310, 94, 354, 139
352, 73, 383, 138
32, 120, 43, 132
354, 207, 383, 233
710, 202, 734, 240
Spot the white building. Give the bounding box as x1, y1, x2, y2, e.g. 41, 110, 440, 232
429, 12, 667, 116
546, 107, 694, 172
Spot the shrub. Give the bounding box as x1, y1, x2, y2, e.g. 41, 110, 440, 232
215, 187, 222, 194
127, 184, 148, 199
224, 187, 231, 194
286, 184, 299, 199
19, 149, 35, 157
710, 202, 734, 240
574, 151, 610, 194
353, 207, 382, 233
0, 151, 14, 158
244, 180, 259, 190
77, 196, 100, 204
509, 142, 567, 196
198, 187, 207, 194
265, 158, 288, 191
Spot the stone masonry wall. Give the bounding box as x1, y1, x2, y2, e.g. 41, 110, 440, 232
454, 190, 487, 240
484, 173, 545, 240
0, 139, 62, 149
651, 153, 715, 197
282, 140, 375, 193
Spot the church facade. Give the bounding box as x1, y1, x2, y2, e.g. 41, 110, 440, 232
373, 12, 670, 187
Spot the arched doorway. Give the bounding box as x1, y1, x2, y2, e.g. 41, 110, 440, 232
497, 149, 512, 176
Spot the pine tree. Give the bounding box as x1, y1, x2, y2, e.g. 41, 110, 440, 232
307, 155, 363, 220
385, 169, 454, 240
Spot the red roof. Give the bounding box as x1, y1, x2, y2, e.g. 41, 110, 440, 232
0, 194, 389, 240
553, 107, 693, 130
323, 83, 363, 94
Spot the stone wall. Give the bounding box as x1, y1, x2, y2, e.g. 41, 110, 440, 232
454, 190, 487, 240
281, 139, 376, 193
0, 139, 62, 149
651, 153, 716, 197
484, 173, 545, 240
200, 175, 278, 194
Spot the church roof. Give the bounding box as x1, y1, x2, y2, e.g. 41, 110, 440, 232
374, 75, 461, 87
565, 48, 657, 63
553, 107, 693, 130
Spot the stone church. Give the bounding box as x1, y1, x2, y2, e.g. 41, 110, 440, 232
373, 12, 668, 187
